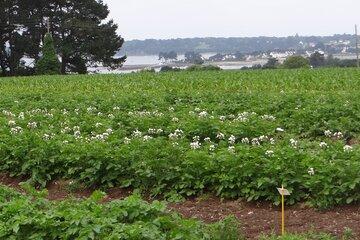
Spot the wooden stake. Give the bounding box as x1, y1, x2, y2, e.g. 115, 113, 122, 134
277, 185, 290, 236
281, 185, 285, 235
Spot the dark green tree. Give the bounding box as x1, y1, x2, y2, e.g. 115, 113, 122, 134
35, 33, 60, 75
263, 57, 279, 69
208, 53, 225, 62
325, 54, 338, 67
309, 51, 325, 68
184, 51, 204, 64
0, 0, 31, 76
283, 55, 310, 69
234, 51, 245, 61
158, 51, 178, 62
1, 0, 126, 76
44, 0, 126, 74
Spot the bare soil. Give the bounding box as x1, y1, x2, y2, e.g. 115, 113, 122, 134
170, 197, 360, 239
0, 174, 359, 239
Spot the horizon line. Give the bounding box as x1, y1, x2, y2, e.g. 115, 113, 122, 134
123, 32, 355, 42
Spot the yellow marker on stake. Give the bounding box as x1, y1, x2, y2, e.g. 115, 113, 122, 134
277, 185, 290, 236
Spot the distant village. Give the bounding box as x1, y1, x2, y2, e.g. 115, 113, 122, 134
149, 37, 359, 72
198, 39, 355, 63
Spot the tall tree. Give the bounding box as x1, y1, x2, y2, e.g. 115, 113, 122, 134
43, 0, 126, 74
283, 55, 310, 69
35, 33, 60, 75
184, 51, 204, 64
263, 57, 279, 69
158, 51, 177, 62
1, 0, 126, 76
309, 51, 325, 68
0, 0, 29, 76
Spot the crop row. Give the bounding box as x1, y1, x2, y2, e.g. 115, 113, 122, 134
0, 184, 242, 239
0, 185, 347, 240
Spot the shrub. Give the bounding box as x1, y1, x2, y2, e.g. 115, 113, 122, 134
139, 67, 156, 73
187, 64, 222, 71
282, 56, 310, 69
160, 66, 182, 72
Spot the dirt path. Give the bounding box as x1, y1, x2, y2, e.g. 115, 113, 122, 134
0, 174, 359, 239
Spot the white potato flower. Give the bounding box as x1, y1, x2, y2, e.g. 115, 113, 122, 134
290, 139, 298, 148
241, 138, 250, 144
216, 132, 225, 140
333, 132, 343, 139
10, 126, 22, 134
265, 150, 274, 157
18, 112, 25, 119
27, 122, 37, 129
169, 133, 178, 140
132, 129, 142, 138
190, 141, 201, 150
252, 138, 260, 146
174, 129, 183, 135
262, 115, 276, 121
324, 130, 332, 137
343, 145, 353, 152
228, 135, 236, 145
193, 136, 200, 141
276, 127, 285, 132
198, 111, 208, 118
148, 128, 156, 134
228, 146, 235, 153
259, 135, 269, 142
143, 135, 153, 142
124, 137, 131, 144
308, 168, 315, 176
43, 133, 54, 141
8, 120, 16, 126
74, 131, 81, 138
319, 142, 328, 148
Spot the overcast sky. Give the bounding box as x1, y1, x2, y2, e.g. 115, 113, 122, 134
104, 0, 360, 41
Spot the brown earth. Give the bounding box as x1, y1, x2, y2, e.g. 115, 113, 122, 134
0, 174, 359, 239
170, 197, 360, 239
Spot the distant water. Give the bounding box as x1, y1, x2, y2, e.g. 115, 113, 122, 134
124, 55, 162, 66
23, 53, 359, 74
24, 52, 305, 74
122, 53, 216, 67
23, 53, 264, 74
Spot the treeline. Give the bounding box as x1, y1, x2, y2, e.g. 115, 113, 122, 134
0, 0, 125, 77
243, 52, 359, 70
121, 35, 356, 55
144, 51, 359, 74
